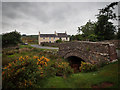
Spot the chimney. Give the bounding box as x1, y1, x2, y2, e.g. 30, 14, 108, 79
55, 31, 57, 36
38, 31, 41, 45
65, 31, 67, 34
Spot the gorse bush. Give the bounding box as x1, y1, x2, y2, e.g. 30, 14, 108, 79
54, 59, 74, 76
79, 61, 97, 72
2, 56, 73, 88
2, 56, 39, 88
36, 56, 50, 67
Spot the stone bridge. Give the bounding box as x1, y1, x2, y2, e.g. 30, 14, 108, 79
58, 41, 117, 64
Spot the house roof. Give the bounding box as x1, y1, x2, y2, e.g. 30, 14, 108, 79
57, 33, 67, 37
40, 34, 56, 37
40, 33, 69, 37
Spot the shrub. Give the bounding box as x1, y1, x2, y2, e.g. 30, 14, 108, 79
88, 34, 98, 42
97, 60, 109, 68
79, 61, 97, 72
54, 59, 74, 76
5, 49, 19, 55
2, 56, 73, 88
2, 56, 50, 88
2, 31, 21, 47
56, 39, 62, 43
3, 56, 34, 88
36, 56, 50, 67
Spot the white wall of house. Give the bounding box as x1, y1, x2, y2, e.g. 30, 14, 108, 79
61, 37, 66, 41
67, 37, 70, 41
39, 37, 60, 43
38, 32, 70, 45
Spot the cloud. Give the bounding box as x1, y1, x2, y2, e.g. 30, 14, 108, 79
2, 2, 117, 35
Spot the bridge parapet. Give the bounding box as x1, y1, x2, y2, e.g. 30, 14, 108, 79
58, 41, 117, 64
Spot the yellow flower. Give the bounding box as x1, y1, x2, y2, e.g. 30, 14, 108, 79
25, 80, 27, 86
37, 62, 39, 65
45, 64, 47, 66
41, 71, 43, 74
46, 59, 50, 62
22, 67, 25, 70
29, 81, 32, 85
37, 59, 41, 61
3, 67, 7, 69
9, 63, 12, 67
26, 56, 28, 58
19, 58, 21, 61
20, 56, 22, 58
33, 56, 36, 59
42, 56, 44, 58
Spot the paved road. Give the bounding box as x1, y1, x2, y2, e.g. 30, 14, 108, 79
30, 45, 59, 50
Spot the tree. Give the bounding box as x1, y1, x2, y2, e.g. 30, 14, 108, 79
77, 20, 97, 41
70, 34, 85, 41
2, 30, 21, 47
95, 15, 116, 40
88, 34, 98, 42
78, 20, 96, 37
94, 2, 118, 41
117, 27, 120, 39
98, 2, 118, 20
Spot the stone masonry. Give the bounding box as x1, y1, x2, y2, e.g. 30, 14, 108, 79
102, 40, 120, 49
58, 41, 117, 64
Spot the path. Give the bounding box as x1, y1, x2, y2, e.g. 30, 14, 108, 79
30, 45, 59, 50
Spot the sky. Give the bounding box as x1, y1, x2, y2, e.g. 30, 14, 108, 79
1, 1, 119, 35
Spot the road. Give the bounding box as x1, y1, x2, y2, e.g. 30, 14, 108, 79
30, 45, 59, 50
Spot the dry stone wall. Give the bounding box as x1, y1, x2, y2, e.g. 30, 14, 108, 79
58, 41, 117, 64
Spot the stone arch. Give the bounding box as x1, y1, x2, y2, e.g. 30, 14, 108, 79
58, 41, 118, 67
65, 54, 86, 73
64, 52, 88, 63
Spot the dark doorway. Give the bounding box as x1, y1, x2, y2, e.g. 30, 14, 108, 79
66, 56, 85, 73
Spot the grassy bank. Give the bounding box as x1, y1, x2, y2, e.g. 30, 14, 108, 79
42, 61, 118, 88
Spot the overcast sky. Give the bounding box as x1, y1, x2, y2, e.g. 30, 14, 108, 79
2, 2, 118, 35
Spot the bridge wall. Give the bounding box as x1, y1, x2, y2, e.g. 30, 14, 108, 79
101, 40, 120, 49
58, 41, 117, 64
